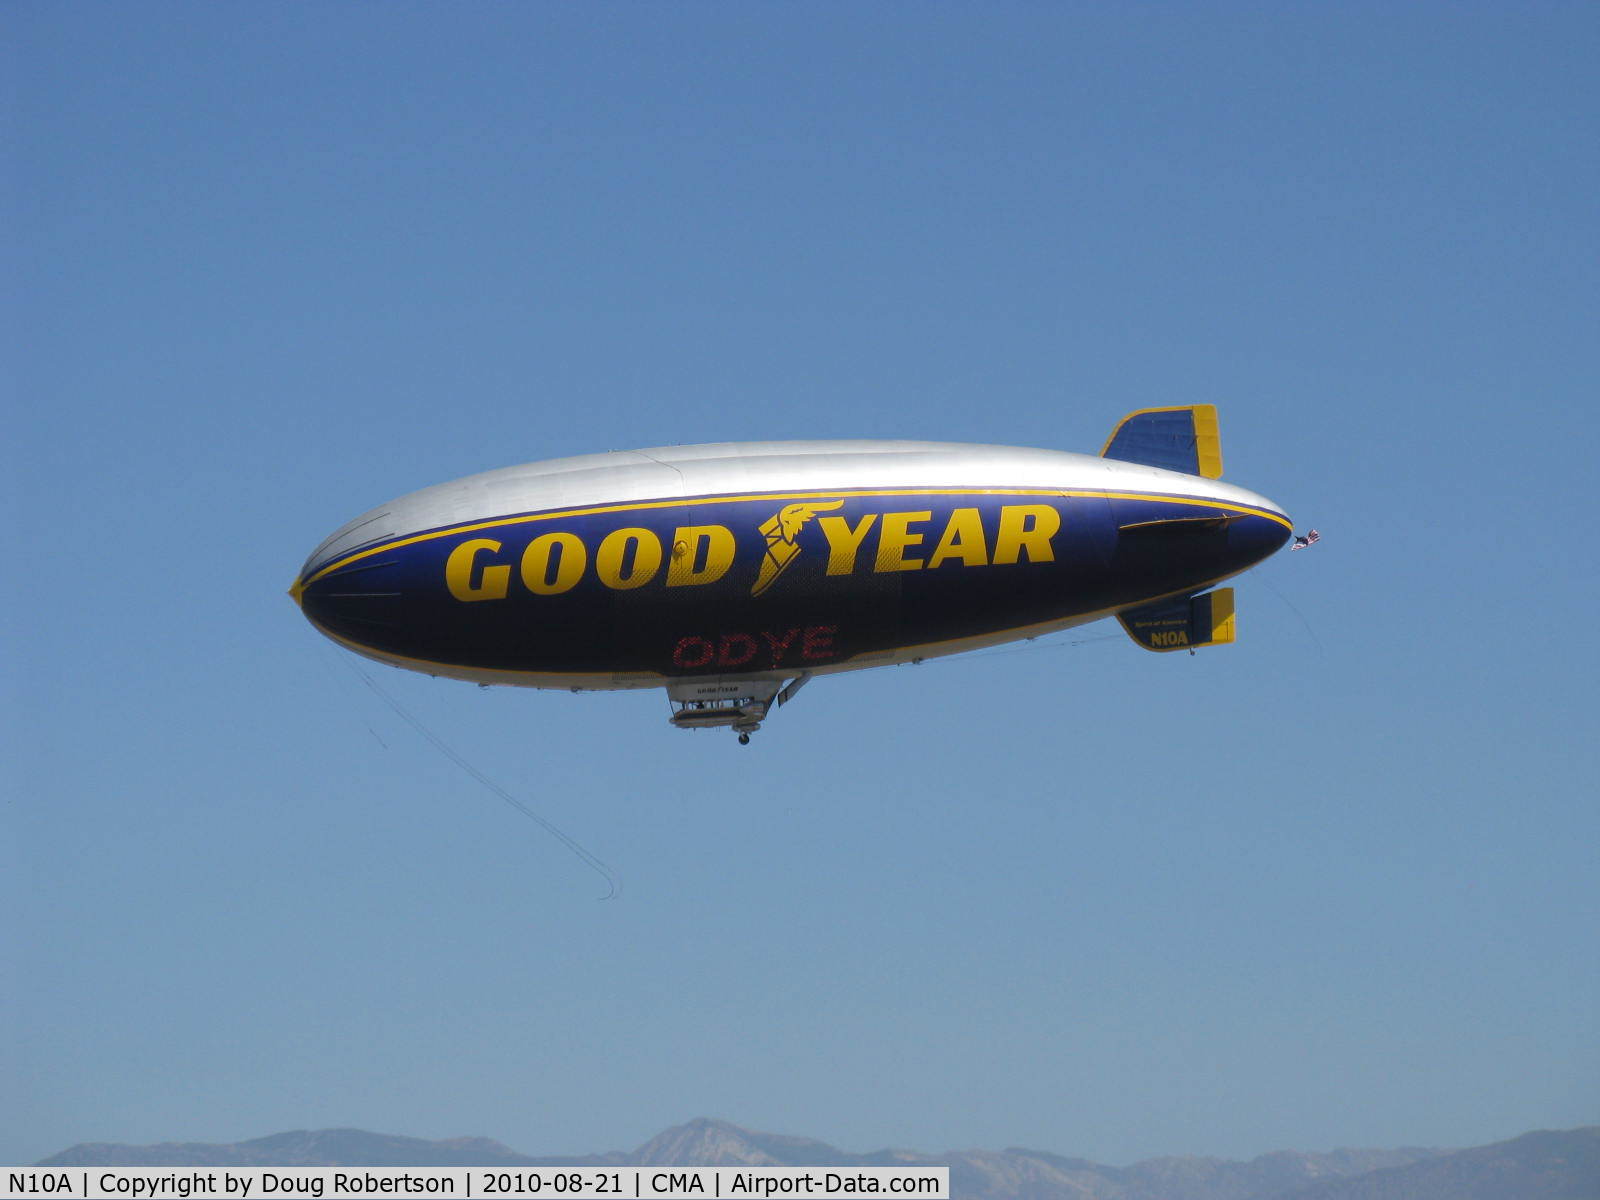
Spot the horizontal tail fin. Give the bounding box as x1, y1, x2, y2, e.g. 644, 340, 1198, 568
1101, 405, 1223, 478
1118, 587, 1236, 652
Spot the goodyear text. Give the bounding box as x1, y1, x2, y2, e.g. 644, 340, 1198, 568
443, 503, 1061, 602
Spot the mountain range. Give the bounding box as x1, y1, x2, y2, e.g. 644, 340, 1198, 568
36, 1118, 1600, 1200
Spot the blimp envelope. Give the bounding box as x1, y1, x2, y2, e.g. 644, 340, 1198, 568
292, 406, 1292, 742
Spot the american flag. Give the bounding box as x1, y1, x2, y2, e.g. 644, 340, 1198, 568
1292, 529, 1321, 551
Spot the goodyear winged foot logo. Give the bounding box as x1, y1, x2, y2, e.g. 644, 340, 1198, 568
752, 499, 844, 596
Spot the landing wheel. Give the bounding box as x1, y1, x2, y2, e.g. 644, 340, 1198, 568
738, 733, 751, 745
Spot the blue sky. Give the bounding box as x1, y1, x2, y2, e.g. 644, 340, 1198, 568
6, 0, 1597, 1169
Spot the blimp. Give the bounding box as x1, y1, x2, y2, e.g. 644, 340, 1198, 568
291, 406, 1293, 743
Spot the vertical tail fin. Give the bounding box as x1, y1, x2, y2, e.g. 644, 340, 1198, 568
1117, 588, 1236, 652
1101, 405, 1223, 478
